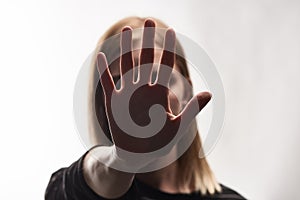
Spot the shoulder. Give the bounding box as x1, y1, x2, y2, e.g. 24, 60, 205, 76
133, 178, 246, 200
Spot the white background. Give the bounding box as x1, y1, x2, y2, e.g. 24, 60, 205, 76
0, 0, 299, 199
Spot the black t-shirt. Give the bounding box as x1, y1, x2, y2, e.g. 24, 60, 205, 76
45, 149, 246, 200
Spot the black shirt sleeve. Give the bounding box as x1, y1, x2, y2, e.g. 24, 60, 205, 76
45, 149, 102, 200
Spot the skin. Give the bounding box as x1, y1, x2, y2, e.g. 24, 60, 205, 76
83, 19, 212, 199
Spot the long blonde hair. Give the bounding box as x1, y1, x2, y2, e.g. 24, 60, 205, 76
87, 16, 221, 195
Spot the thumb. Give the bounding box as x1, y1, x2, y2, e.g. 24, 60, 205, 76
177, 91, 212, 129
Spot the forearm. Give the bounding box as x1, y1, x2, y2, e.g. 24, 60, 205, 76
83, 146, 135, 199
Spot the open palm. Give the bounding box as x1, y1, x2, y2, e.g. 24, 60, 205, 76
96, 19, 211, 156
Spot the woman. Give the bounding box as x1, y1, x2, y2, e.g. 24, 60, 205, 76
45, 17, 245, 199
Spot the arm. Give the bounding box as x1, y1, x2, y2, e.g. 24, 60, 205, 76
82, 19, 211, 198
82, 146, 135, 199
81, 18, 211, 198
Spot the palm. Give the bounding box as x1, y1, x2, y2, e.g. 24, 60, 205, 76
107, 78, 179, 153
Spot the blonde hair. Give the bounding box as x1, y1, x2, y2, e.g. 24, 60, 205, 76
87, 16, 221, 195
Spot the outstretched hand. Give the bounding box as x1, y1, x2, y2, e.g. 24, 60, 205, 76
96, 19, 211, 158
